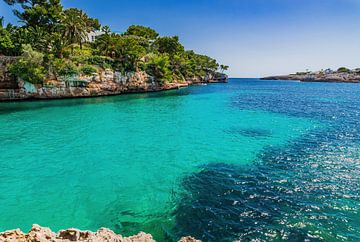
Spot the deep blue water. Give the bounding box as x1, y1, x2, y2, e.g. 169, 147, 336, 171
172, 79, 360, 241
0, 79, 359, 241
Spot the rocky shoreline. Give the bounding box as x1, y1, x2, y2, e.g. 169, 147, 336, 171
261, 73, 360, 83
0, 224, 200, 242
0, 56, 227, 101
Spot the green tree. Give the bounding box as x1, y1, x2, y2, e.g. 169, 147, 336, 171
101, 25, 111, 35
93, 33, 119, 58
9, 44, 47, 84
0, 18, 15, 55
4, 0, 63, 31
113, 36, 147, 72
6, 25, 32, 55
124, 25, 159, 40
0, 29, 14, 55
24, 26, 51, 52
220, 64, 229, 73
2, 0, 227, 85
182, 51, 219, 79
153, 36, 184, 56
337, 67, 350, 73
144, 53, 172, 83
62, 8, 99, 50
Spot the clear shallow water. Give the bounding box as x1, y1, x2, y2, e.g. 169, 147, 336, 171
0, 79, 359, 241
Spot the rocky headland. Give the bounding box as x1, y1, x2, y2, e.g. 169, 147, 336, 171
0, 224, 200, 242
0, 57, 227, 101
261, 71, 360, 83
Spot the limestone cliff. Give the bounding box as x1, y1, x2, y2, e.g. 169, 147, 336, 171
0, 57, 227, 101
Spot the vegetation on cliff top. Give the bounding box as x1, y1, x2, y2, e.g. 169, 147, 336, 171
0, 0, 229, 84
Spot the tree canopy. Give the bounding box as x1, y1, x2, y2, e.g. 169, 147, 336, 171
4, 0, 63, 31
124, 25, 159, 40
1, 0, 228, 84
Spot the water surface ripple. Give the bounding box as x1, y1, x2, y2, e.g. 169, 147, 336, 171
173, 79, 360, 241
0, 79, 359, 241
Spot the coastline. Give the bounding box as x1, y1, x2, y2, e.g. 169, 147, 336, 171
261, 73, 360, 83
0, 224, 200, 242
0, 56, 228, 102
0, 79, 226, 102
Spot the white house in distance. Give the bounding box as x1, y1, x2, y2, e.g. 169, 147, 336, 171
86, 31, 105, 43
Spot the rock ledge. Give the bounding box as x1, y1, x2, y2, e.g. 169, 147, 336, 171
0, 224, 200, 242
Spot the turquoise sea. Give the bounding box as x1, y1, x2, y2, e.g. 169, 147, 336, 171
0, 79, 359, 241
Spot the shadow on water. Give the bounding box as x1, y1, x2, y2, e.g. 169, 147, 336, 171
171, 129, 360, 241
87, 193, 177, 241
170, 80, 360, 241
0, 88, 191, 115
225, 127, 272, 138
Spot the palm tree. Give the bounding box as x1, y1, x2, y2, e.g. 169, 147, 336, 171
102, 25, 111, 35
220, 64, 229, 73
62, 8, 93, 51
94, 33, 119, 58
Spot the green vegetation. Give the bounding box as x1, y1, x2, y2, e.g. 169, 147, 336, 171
144, 53, 172, 82
9, 44, 46, 84
124, 25, 159, 40
52, 59, 79, 78
80, 65, 97, 76
337, 67, 350, 73
1, 0, 227, 85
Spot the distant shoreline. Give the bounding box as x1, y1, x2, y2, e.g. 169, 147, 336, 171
261, 71, 360, 83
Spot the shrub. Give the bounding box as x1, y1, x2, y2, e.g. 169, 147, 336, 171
144, 53, 172, 83
86, 55, 114, 69
52, 59, 79, 77
63, 44, 93, 59
70, 55, 87, 65
80, 65, 97, 75
9, 44, 46, 84
337, 67, 350, 73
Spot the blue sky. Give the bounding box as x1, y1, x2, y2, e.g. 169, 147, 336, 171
1, 0, 360, 77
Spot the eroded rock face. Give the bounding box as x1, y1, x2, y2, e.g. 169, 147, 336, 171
0, 59, 227, 101
0, 225, 201, 242
0, 56, 18, 89
178, 236, 201, 242
0, 224, 155, 242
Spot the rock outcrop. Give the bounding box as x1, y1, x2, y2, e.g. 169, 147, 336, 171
261, 73, 360, 83
0, 225, 200, 242
0, 57, 228, 101
178, 236, 201, 242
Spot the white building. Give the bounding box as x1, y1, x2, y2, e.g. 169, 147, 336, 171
86, 31, 105, 43
324, 68, 334, 74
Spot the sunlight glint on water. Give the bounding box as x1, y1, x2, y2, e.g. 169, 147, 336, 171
1, 79, 358, 241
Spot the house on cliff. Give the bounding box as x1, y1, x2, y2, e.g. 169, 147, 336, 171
86, 31, 105, 43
